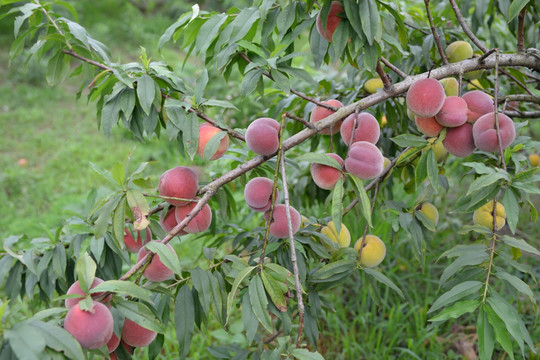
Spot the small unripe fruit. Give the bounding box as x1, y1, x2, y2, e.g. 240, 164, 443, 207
472, 112, 516, 152
196, 124, 229, 160
158, 167, 199, 207
310, 99, 344, 135
364, 78, 384, 94
316, 1, 344, 41
310, 153, 344, 190
121, 318, 157, 348
321, 221, 351, 249
432, 141, 447, 162
64, 301, 114, 349
406, 78, 446, 118
439, 78, 459, 96
137, 242, 177, 282
340, 112, 380, 145
245, 118, 281, 156
446, 41, 473, 63
354, 235, 386, 268
264, 204, 301, 238
530, 154, 539, 167
418, 202, 439, 226
473, 201, 506, 230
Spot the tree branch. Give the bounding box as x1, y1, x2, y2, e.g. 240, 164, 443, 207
424, 0, 449, 65
380, 56, 408, 78
448, 0, 488, 53
376, 60, 392, 89
517, 6, 527, 53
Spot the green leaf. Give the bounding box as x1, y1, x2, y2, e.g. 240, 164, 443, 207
427, 281, 483, 314
503, 189, 519, 234
203, 131, 227, 160
467, 173, 506, 196
203, 99, 238, 110
195, 14, 227, 56
501, 235, 540, 255
194, 68, 208, 105
5, 323, 46, 360
439, 251, 489, 284
248, 275, 273, 333
360, 0, 381, 45
310, 260, 356, 283
426, 149, 438, 191
242, 68, 263, 96
297, 153, 342, 170
309, 24, 328, 69
348, 176, 372, 227
112, 196, 126, 249
391, 134, 427, 147
228, 7, 260, 44
241, 293, 258, 343
485, 304, 515, 359
65, 19, 90, 49
291, 348, 325, 360
101, 96, 121, 138
116, 299, 166, 333
191, 268, 224, 324
90, 280, 152, 302
428, 300, 480, 322
46, 50, 71, 86
477, 307, 495, 360
363, 267, 404, 298
75, 253, 96, 294
260, 270, 287, 312
415, 149, 429, 189
175, 285, 195, 360
137, 74, 155, 115
508, 0, 530, 22
331, 177, 344, 235
494, 271, 536, 304
271, 69, 290, 94
226, 265, 256, 323
144, 242, 181, 275
182, 112, 199, 160
277, 2, 296, 39
29, 321, 85, 360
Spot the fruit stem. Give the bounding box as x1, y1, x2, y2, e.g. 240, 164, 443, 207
493, 49, 507, 172
481, 198, 499, 302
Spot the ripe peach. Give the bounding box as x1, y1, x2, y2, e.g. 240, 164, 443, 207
309, 99, 344, 135
121, 318, 157, 348
245, 117, 281, 156
160, 206, 188, 236
415, 116, 444, 137
174, 200, 212, 233
443, 123, 476, 157
435, 96, 468, 127
196, 124, 229, 160
446, 40, 473, 63
472, 112, 516, 152
107, 332, 120, 353
137, 242, 177, 282
244, 177, 278, 212
264, 204, 301, 238
123, 227, 152, 253
353, 235, 386, 268
340, 112, 380, 145
310, 153, 344, 190
64, 301, 114, 349
406, 78, 446, 118
344, 141, 384, 180
461, 90, 493, 123
321, 221, 351, 249
158, 166, 198, 207
316, 1, 344, 41
65, 277, 110, 309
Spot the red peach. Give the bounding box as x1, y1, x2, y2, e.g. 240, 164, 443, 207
461, 90, 493, 123
316, 1, 344, 41
137, 242, 177, 282
244, 177, 278, 212
435, 96, 468, 127
123, 227, 152, 253
65, 277, 110, 309
415, 116, 444, 137
406, 78, 446, 118
121, 318, 157, 348
472, 112, 516, 152
309, 99, 344, 135
174, 200, 212, 233
443, 123, 476, 157
340, 112, 380, 145
158, 166, 198, 207
344, 141, 384, 180
64, 301, 114, 349
245, 117, 281, 156
196, 123, 229, 160
264, 204, 302, 238
310, 153, 344, 190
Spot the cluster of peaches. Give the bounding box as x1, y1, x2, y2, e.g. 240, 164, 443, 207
408, 77, 516, 157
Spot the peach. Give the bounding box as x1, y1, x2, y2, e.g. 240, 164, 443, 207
415, 116, 444, 137
264, 204, 301, 238
446, 40, 473, 63
107, 332, 120, 353
160, 206, 188, 236
530, 154, 540, 167
439, 77, 459, 96
406, 78, 446, 118
461, 90, 493, 123
364, 78, 384, 94
472, 112, 516, 152
310, 153, 344, 190
244, 177, 278, 212
64, 301, 114, 349
137, 242, 177, 282
65, 277, 110, 309
435, 96, 468, 127
245, 117, 281, 156
196, 124, 229, 160
344, 141, 384, 180
443, 123, 476, 157
158, 166, 198, 206
353, 235, 386, 268
340, 112, 380, 145
316, 1, 344, 41
309, 99, 344, 135
123, 227, 152, 253
121, 318, 157, 348
174, 200, 212, 233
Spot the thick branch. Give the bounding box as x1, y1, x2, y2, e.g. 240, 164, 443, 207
503, 110, 540, 118
498, 94, 540, 105
376, 60, 392, 89
517, 6, 527, 53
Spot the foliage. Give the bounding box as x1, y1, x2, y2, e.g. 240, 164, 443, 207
0, 0, 539, 359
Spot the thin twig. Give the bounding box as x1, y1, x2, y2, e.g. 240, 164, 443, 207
517, 6, 527, 53
62, 49, 111, 71
477, 49, 497, 63
187, 108, 246, 141
380, 56, 408, 78
34, 0, 72, 50
493, 50, 507, 172
404, 21, 430, 35
448, 0, 488, 53
499, 69, 534, 96
285, 112, 315, 129
376, 60, 392, 89
424, 0, 449, 65
279, 148, 305, 348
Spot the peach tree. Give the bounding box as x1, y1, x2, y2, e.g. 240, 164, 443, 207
0, 0, 539, 359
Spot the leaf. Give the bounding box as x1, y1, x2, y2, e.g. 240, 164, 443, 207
271, 70, 290, 94
175, 285, 195, 359
485, 304, 515, 359
260, 270, 287, 312
439, 251, 489, 284
46, 50, 71, 86
203, 131, 227, 160
137, 74, 155, 115
182, 112, 199, 160
310, 260, 356, 283
508, 0, 530, 22
90, 280, 152, 302
228, 7, 260, 44
226, 265, 256, 323
241, 68, 263, 96
291, 348, 325, 360
190, 268, 223, 323
116, 299, 166, 333
195, 14, 227, 56
331, 177, 344, 235
466, 173, 506, 196
477, 307, 495, 360
348, 176, 372, 227
248, 275, 273, 333
29, 321, 85, 360
494, 271, 535, 304
203, 99, 238, 110
426, 149, 438, 191
391, 134, 427, 147
126, 189, 149, 231
363, 268, 404, 298
296, 153, 342, 169
241, 293, 258, 343
502, 189, 519, 234
5, 323, 46, 360
428, 300, 480, 322
112, 196, 126, 249
75, 253, 96, 294
360, 0, 381, 45
427, 281, 483, 314
415, 149, 429, 189
501, 235, 540, 255
144, 242, 181, 275
194, 68, 208, 105
65, 20, 90, 49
